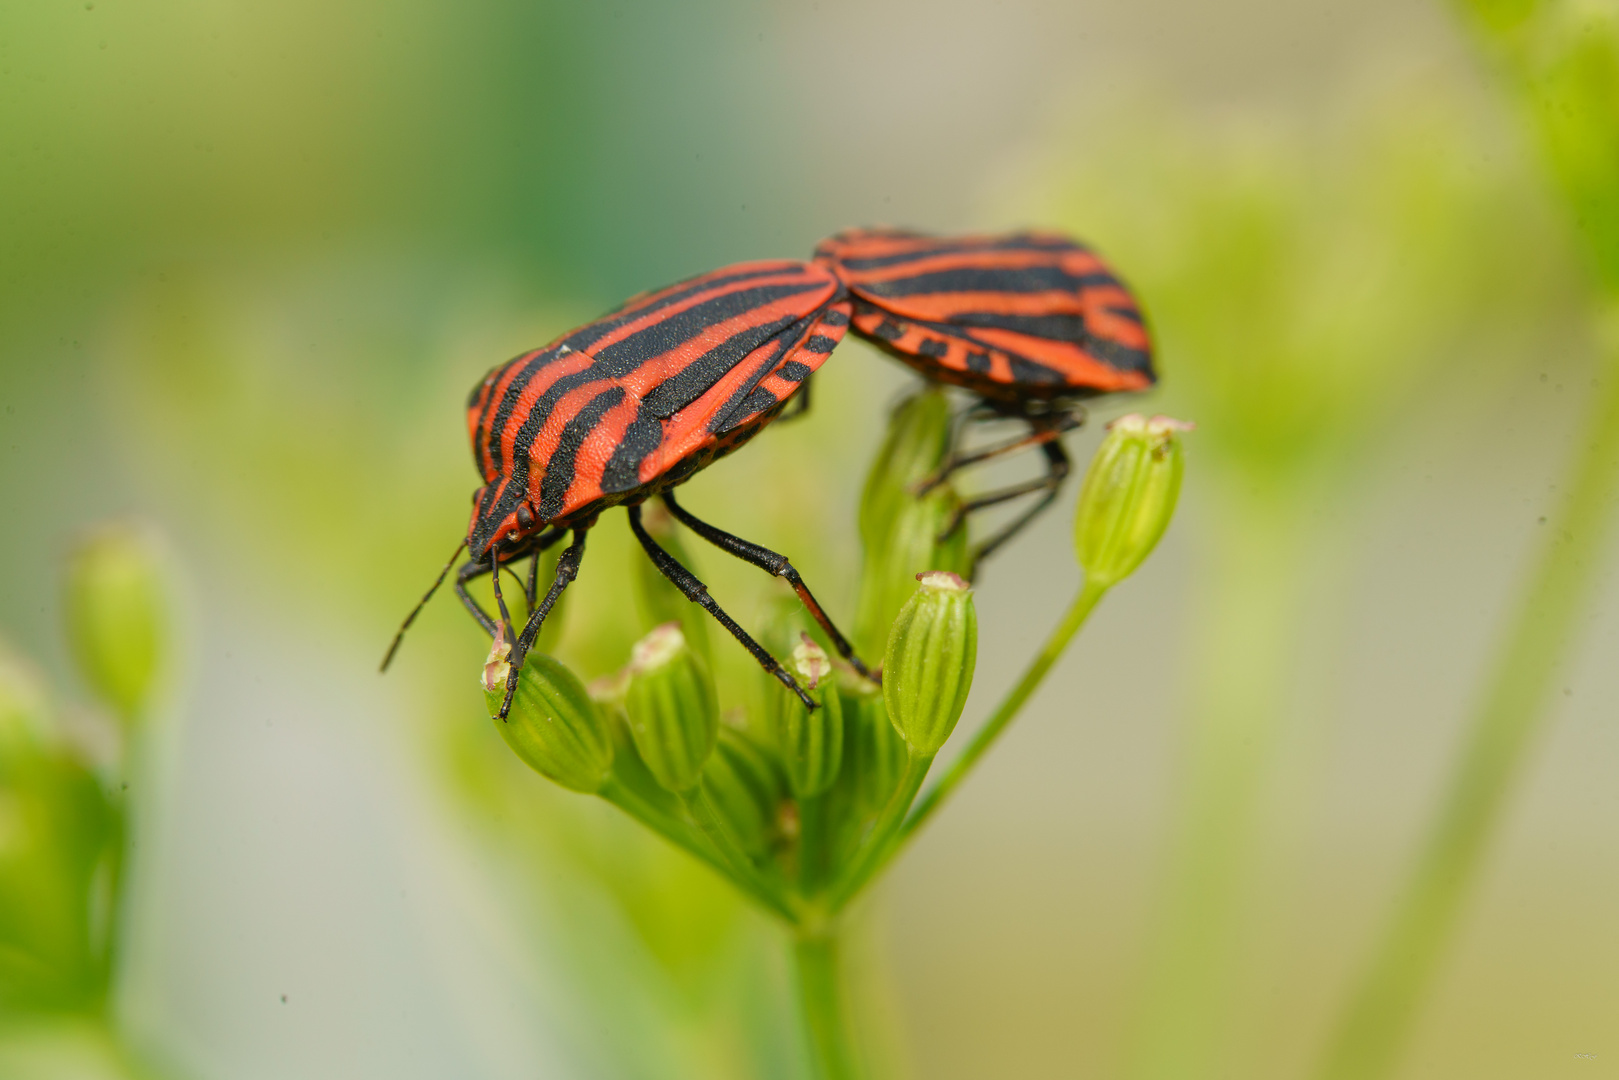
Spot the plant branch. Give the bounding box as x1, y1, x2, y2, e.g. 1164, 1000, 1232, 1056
795, 926, 860, 1080
597, 777, 786, 918
901, 578, 1107, 844
1314, 340, 1619, 1080
681, 786, 800, 922
829, 750, 933, 910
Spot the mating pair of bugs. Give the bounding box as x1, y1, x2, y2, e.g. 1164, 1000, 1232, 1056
382, 228, 1156, 718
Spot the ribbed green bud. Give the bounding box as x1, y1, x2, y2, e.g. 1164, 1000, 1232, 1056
855, 483, 972, 659
623, 623, 718, 794
771, 635, 844, 798
883, 572, 978, 755
701, 723, 787, 860
482, 636, 613, 793
853, 386, 972, 657
631, 503, 712, 664
1074, 414, 1190, 590
64, 523, 167, 722
859, 386, 953, 549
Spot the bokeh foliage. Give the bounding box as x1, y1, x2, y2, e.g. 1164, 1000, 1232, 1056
2, 0, 1616, 1077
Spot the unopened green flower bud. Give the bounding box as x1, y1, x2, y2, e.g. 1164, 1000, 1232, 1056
1074, 414, 1190, 590
65, 523, 167, 722
624, 623, 718, 794
482, 635, 613, 794
855, 484, 972, 659
859, 386, 953, 549
883, 572, 977, 755
771, 635, 844, 798
701, 722, 787, 860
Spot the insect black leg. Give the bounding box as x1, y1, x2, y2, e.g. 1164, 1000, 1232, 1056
967, 439, 1072, 567
380, 539, 468, 671
917, 410, 1082, 494
488, 551, 518, 650
499, 528, 589, 721
939, 475, 1057, 539
627, 503, 816, 711
454, 557, 499, 636
660, 490, 872, 680
453, 527, 569, 641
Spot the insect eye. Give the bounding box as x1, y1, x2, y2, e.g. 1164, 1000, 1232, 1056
515, 502, 535, 531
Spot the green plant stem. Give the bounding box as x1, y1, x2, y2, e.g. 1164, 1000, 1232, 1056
901, 578, 1108, 845
600, 777, 790, 918
799, 791, 831, 897
829, 750, 933, 910
681, 787, 800, 922
598, 777, 724, 873
794, 926, 859, 1080
1314, 349, 1619, 1080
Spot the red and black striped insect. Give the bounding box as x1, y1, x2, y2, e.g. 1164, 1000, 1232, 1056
383, 259, 868, 717
814, 228, 1155, 563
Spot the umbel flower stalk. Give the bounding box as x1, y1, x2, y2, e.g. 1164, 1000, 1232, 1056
475, 392, 1190, 1079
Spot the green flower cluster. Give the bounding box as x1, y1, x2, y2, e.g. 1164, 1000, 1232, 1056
480, 390, 1189, 929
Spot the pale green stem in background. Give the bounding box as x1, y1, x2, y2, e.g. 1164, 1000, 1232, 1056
106, 1024, 168, 1080
829, 751, 933, 911
1314, 346, 1619, 1080
901, 577, 1108, 845
1127, 494, 1306, 1080
794, 928, 860, 1080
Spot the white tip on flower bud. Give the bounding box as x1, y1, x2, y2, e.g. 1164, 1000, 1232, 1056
630, 622, 686, 671
481, 628, 512, 693
883, 571, 977, 756
482, 641, 613, 794
624, 623, 718, 794
773, 634, 843, 797
915, 571, 968, 591
790, 634, 833, 690
587, 668, 630, 707
1073, 414, 1190, 591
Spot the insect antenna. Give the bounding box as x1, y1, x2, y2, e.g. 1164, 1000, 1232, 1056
380, 538, 468, 672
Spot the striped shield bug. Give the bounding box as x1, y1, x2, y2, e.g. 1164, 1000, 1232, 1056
383, 260, 868, 718
814, 228, 1156, 564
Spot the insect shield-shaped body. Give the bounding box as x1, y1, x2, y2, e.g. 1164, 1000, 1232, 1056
814, 229, 1154, 405
465, 260, 852, 556
383, 260, 868, 721
815, 229, 1158, 565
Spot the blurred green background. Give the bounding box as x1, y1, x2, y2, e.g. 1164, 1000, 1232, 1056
2, 1, 1616, 1078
